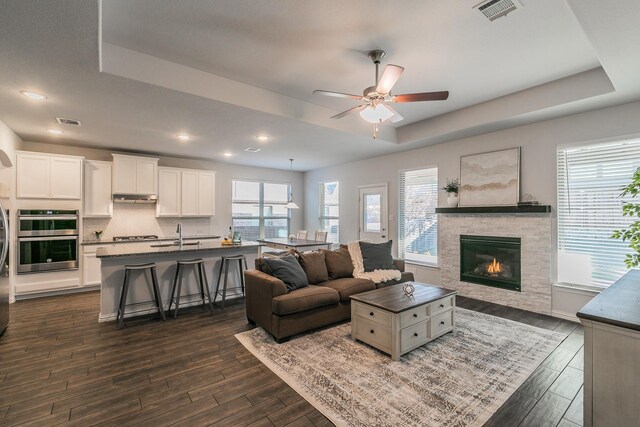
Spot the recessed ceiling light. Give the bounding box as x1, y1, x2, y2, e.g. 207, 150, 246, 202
20, 90, 47, 100
176, 133, 190, 142
244, 147, 262, 153
47, 129, 63, 135
223, 152, 233, 157
256, 135, 269, 142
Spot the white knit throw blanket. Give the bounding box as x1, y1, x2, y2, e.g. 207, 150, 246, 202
347, 241, 401, 284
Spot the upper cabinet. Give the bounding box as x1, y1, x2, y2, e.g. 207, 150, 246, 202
112, 154, 158, 195
157, 167, 215, 217
16, 151, 83, 199
84, 160, 113, 217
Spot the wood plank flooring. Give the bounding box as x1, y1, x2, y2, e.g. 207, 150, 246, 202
0, 291, 583, 426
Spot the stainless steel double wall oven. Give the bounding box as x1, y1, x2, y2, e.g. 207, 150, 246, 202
17, 210, 79, 274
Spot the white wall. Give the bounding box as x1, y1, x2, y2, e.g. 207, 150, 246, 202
304, 99, 640, 319
18, 141, 305, 238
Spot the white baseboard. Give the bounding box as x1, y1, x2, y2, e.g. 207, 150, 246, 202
14, 285, 100, 300
551, 309, 580, 323
98, 293, 243, 323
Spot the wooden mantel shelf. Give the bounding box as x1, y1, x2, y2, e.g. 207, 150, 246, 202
435, 205, 551, 214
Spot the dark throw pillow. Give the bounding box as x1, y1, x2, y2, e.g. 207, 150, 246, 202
360, 240, 395, 272
262, 254, 308, 292
296, 250, 329, 284
323, 245, 354, 279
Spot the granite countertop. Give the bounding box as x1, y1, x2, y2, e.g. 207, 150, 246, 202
96, 240, 260, 258
82, 235, 221, 246
577, 269, 640, 331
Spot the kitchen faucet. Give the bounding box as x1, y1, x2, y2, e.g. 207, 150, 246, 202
176, 222, 183, 246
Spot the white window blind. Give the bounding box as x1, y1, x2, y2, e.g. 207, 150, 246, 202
399, 167, 438, 265
557, 139, 640, 288
319, 181, 339, 244
232, 180, 290, 241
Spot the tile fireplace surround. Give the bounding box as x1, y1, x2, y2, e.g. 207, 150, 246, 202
439, 213, 552, 314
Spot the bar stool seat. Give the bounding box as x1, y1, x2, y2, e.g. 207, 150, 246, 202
168, 258, 215, 318
117, 262, 166, 329
214, 255, 248, 309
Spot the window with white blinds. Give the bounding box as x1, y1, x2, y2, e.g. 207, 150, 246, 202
319, 181, 339, 244
399, 167, 438, 265
232, 180, 290, 241
557, 139, 640, 288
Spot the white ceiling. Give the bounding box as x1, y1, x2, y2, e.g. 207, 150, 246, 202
0, 0, 639, 170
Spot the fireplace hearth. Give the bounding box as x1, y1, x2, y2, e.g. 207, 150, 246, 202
460, 235, 521, 291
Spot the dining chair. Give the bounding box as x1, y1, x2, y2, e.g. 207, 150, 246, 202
296, 230, 308, 240
315, 230, 328, 242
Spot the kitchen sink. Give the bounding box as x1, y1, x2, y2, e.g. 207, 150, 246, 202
150, 241, 201, 248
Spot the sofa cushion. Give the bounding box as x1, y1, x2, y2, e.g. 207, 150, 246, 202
272, 285, 340, 315
360, 240, 395, 272
375, 272, 415, 289
319, 278, 375, 302
262, 254, 308, 292
323, 245, 354, 279
255, 250, 294, 273
296, 250, 329, 284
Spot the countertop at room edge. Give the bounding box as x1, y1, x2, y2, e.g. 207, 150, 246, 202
82, 235, 221, 246
96, 240, 261, 258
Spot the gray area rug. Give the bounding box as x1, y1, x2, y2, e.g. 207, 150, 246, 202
236, 308, 567, 427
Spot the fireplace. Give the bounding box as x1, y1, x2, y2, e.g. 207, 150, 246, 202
460, 235, 521, 292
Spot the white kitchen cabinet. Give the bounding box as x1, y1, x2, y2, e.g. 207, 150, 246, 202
83, 252, 102, 287
112, 154, 158, 195
198, 171, 215, 216
181, 170, 199, 216
157, 167, 215, 217
157, 167, 181, 217
16, 151, 83, 199
84, 160, 113, 217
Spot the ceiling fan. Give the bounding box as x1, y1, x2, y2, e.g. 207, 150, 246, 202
313, 50, 449, 138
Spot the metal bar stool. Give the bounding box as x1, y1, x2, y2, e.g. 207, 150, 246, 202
214, 255, 248, 309
117, 263, 166, 329
168, 258, 215, 318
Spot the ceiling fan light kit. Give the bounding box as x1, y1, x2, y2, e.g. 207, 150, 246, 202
313, 49, 449, 139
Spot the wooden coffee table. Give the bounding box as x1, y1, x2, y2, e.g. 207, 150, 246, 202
350, 283, 457, 360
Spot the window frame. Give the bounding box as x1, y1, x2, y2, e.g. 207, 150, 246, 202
231, 179, 291, 240
318, 180, 340, 244
556, 137, 640, 289
398, 165, 439, 267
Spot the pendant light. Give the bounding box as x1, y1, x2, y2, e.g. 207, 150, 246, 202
285, 158, 299, 209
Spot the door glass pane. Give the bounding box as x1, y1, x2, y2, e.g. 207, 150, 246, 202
19, 239, 77, 264
364, 194, 381, 232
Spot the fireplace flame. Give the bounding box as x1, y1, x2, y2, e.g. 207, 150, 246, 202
486, 258, 503, 274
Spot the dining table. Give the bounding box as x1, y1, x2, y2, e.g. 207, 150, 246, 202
256, 237, 332, 256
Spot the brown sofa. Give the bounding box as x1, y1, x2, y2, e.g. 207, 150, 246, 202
245, 257, 414, 342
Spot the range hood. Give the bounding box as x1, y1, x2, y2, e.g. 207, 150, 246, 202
112, 194, 158, 204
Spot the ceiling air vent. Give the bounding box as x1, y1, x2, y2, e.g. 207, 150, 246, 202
473, 0, 523, 21
56, 117, 82, 126
244, 147, 261, 152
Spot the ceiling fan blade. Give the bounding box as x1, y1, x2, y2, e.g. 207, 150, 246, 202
330, 105, 367, 119
385, 105, 404, 123
313, 90, 362, 100
376, 64, 404, 94
393, 91, 449, 103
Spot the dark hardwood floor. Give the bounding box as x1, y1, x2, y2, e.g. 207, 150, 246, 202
0, 291, 583, 426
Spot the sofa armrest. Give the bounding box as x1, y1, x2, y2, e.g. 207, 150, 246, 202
244, 269, 288, 334
393, 259, 406, 272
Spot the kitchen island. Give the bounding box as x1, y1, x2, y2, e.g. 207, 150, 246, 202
96, 240, 260, 322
